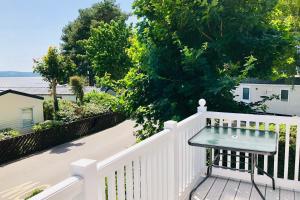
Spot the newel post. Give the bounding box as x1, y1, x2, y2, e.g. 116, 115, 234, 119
197, 99, 208, 175
164, 120, 179, 200
71, 159, 99, 200
197, 99, 207, 113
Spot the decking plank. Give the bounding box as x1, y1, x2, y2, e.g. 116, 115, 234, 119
219, 179, 240, 200
188, 176, 297, 200
234, 182, 252, 200
265, 187, 279, 200
280, 189, 294, 200
250, 184, 266, 200
192, 177, 216, 200
204, 178, 228, 200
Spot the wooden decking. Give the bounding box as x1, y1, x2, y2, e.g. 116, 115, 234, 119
190, 176, 300, 200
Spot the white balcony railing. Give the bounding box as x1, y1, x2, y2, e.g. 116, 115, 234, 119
32, 99, 300, 200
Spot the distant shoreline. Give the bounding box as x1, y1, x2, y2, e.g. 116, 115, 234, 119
0, 71, 40, 77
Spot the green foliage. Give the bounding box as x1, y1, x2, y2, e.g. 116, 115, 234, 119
33, 47, 76, 85
32, 120, 63, 133
57, 100, 109, 122
84, 19, 132, 80
95, 73, 116, 92
24, 188, 44, 200
69, 76, 85, 104
43, 100, 54, 120
56, 100, 82, 122
108, 0, 299, 140
83, 91, 117, 110
81, 103, 110, 118
269, 0, 300, 76
33, 47, 76, 115
61, 0, 127, 83
0, 129, 21, 140
42, 98, 111, 123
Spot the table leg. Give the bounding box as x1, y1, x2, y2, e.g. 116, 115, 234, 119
255, 164, 275, 190
251, 154, 265, 200
189, 148, 213, 200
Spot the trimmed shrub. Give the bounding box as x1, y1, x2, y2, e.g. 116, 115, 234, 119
0, 128, 21, 140
32, 120, 63, 133
42, 92, 116, 124
84, 91, 117, 111
56, 99, 111, 123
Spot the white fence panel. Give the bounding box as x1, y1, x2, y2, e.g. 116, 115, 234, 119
29, 99, 300, 199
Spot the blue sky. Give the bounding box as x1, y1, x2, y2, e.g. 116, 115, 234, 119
0, 0, 134, 72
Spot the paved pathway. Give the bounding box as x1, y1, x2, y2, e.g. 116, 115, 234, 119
0, 120, 136, 200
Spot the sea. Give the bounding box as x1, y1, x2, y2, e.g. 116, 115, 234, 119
0, 77, 49, 87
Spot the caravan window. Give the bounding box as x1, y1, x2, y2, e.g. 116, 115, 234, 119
242, 87, 250, 101
281, 90, 289, 102
22, 108, 33, 128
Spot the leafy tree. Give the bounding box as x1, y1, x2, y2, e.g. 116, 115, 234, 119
33, 47, 75, 117
269, 0, 300, 76
84, 19, 132, 80
61, 0, 127, 84
69, 76, 85, 105
112, 0, 298, 140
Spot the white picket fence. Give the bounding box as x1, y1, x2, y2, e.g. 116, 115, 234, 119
32, 99, 300, 200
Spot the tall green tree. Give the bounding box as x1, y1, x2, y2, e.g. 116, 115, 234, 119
61, 0, 127, 84
115, 0, 298, 140
84, 19, 132, 80
33, 47, 75, 117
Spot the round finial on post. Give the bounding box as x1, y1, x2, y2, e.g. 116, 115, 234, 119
199, 99, 206, 107
198, 99, 207, 113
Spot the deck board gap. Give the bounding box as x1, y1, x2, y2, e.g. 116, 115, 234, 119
264, 184, 267, 199
233, 180, 241, 200
249, 184, 254, 200
203, 177, 218, 200
218, 179, 229, 200
279, 187, 281, 200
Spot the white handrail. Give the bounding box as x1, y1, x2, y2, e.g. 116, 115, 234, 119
30, 176, 83, 200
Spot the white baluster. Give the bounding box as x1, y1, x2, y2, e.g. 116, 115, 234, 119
295, 124, 300, 181
274, 124, 279, 179
134, 158, 140, 200
284, 124, 290, 180
126, 161, 134, 200
117, 167, 125, 200
227, 120, 231, 168
236, 121, 241, 170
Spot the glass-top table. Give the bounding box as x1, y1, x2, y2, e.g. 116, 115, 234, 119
188, 126, 277, 155
188, 126, 278, 200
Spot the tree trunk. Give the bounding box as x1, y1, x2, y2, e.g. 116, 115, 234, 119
52, 80, 59, 119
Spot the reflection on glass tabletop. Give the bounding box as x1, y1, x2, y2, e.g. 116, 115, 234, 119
188, 126, 277, 155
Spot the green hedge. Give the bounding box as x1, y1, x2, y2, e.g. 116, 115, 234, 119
43, 91, 117, 123
32, 120, 63, 133
0, 128, 21, 140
